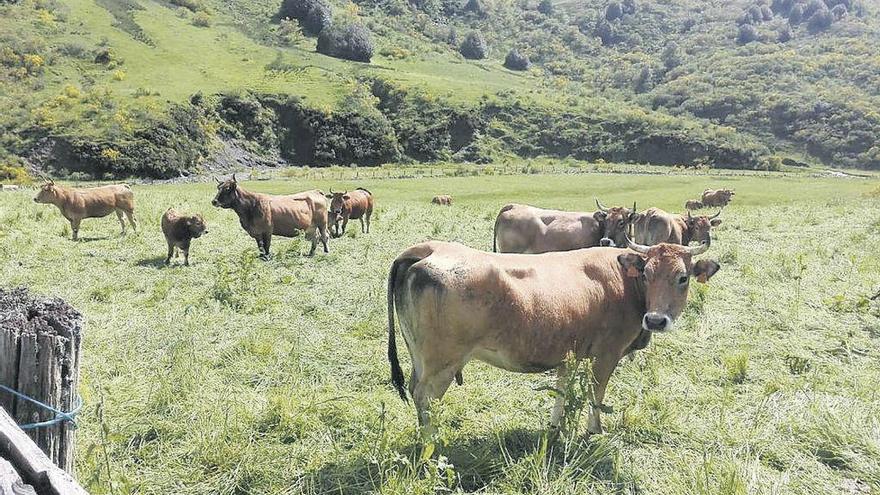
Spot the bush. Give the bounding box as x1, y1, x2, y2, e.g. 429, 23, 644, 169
192, 12, 211, 27
830, 3, 847, 19
789, 3, 805, 23
0, 163, 31, 184
778, 24, 793, 42
537, 0, 553, 15
761, 5, 774, 19
316, 23, 373, 62
595, 19, 617, 45
737, 24, 759, 44
622, 0, 636, 15
605, 2, 623, 21
463, 0, 486, 16
504, 49, 530, 70
279, 0, 322, 20
459, 31, 487, 60
303, 2, 332, 34
807, 8, 833, 31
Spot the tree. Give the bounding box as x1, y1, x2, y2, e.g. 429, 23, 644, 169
504, 49, 530, 70
634, 64, 652, 93
748, 5, 764, 22
622, 0, 636, 15
463, 0, 487, 16
316, 23, 373, 62
789, 3, 805, 24
605, 2, 623, 21
303, 2, 332, 34
778, 24, 792, 41
807, 8, 833, 31
737, 23, 759, 44
537, 0, 553, 15
830, 3, 847, 19
595, 19, 617, 45
761, 5, 774, 19
459, 31, 487, 59
661, 42, 681, 69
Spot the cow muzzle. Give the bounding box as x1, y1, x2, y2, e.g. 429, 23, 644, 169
211, 199, 219, 207
642, 312, 672, 332
599, 238, 616, 247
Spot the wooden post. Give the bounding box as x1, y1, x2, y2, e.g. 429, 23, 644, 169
0, 288, 82, 475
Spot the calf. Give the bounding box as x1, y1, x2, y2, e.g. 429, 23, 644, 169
33, 180, 136, 241
161, 208, 208, 266
326, 188, 374, 237
684, 199, 703, 210
431, 195, 453, 206
211, 175, 329, 258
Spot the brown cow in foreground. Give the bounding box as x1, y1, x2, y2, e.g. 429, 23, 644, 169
211, 175, 329, 258
702, 189, 735, 207
33, 180, 136, 241
493, 200, 635, 253
684, 199, 703, 210
387, 239, 719, 436
431, 195, 453, 206
161, 208, 208, 266
326, 188, 373, 237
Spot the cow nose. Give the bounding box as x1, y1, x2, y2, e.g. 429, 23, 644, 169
211, 200, 218, 206
642, 312, 671, 332
599, 238, 615, 247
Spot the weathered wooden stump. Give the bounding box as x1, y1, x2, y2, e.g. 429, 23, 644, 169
0, 288, 82, 474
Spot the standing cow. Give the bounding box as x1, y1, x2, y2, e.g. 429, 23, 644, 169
684, 199, 703, 210
33, 180, 137, 241
633, 208, 722, 246
211, 175, 330, 258
387, 239, 719, 436
493, 200, 636, 254
431, 195, 453, 206
701, 189, 735, 207
326, 188, 373, 237
161, 208, 208, 266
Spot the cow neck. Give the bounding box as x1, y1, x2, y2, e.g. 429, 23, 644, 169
631, 273, 648, 314
231, 187, 258, 218
53, 186, 76, 209
681, 226, 693, 246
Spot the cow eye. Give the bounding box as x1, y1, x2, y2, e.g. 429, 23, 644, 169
678, 275, 689, 286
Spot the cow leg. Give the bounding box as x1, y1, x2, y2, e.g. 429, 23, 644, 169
306, 227, 317, 256
182, 240, 191, 266
412, 366, 457, 439
69, 218, 81, 241
165, 243, 174, 265
549, 363, 569, 429
261, 234, 272, 258
319, 224, 329, 253
359, 217, 365, 233
341, 216, 348, 235
587, 355, 620, 435
124, 210, 137, 232
116, 210, 126, 235
365, 210, 371, 233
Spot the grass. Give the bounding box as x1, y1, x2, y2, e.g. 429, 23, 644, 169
1, 169, 880, 493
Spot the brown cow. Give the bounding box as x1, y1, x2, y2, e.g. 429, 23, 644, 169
387, 239, 719, 435
161, 208, 208, 266
595, 199, 638, 248
326, 187, 373, 237
431, 195, 453, 206
684, 199, 703, 210
633, 208, 722, 246
33, 180, 136, 241
701, 189, 735, 207
493, 200, 634, 254
211, 175, 329, 258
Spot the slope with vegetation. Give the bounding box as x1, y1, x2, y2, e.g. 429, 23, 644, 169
0, 0, 877, 179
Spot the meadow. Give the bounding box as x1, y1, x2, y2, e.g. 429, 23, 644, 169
1, 169, 880, 494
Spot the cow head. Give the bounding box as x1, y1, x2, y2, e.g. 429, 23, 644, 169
325, 188, 349, 224
596, 199, 637, 248
685, 209, 722, 244
212, 174, 238, 208
33, 180, 59, 204
187, 214, 208, 238
617, 238, 720, 333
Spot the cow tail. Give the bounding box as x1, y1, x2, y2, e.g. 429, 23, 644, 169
493, 219, 498, 253
387, 256, 410, 403
357, 187, 371, 196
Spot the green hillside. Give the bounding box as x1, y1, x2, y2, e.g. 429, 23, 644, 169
1, 0, 878, 178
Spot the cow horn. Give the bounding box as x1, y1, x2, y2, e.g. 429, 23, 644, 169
329, 187, 334, 194
632, 201, 637, 213
687, 209, 693, 220
709, 209, 722, 220
343, 190, 348, 195
686, 239, 711, 256
232, 173, 237, 183
214, 176, 221, 184
625, 235, 651, 254
595, 198, 609, 212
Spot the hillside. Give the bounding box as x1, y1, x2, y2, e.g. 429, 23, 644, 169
0, 0, 878, 178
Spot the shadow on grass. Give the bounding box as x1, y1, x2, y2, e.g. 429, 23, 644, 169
135, 256, 169, 268
75, 236, 112, 242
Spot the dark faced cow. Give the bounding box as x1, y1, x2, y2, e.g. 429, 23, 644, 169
211, 175, 329, 258
595, 199, 638, 248
387, 238, 719, 436
326, 187, 374, 237
33, 180, 137, 241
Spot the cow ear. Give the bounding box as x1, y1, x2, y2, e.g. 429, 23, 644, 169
617, 253, 646, 278
593, 211, 607, 222
710, 219, 722, 227
693, 259, 720, 284
325, 194, 333, 199
342, 194, 351, 200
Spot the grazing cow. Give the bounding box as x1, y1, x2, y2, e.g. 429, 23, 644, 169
493, 200, 635, 254
684, 199, 703, 210
387, 239, 719, 435
211, 175, 330, 258
633, 208, 722, 246
33, 180, 136, 241
161, 208, 208, 266
326, 187, 373, 237
431, 195, 453, 206
701, 188, 735, 207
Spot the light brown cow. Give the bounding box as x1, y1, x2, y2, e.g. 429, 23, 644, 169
161, 208, 208, 266
493, 200, 634, 254
326, 187, 373, 237
595, 200, 638, 248
431, 195, 453, 206
387, 239, 719, 435
33, 180, 136, 241
211, 175, 329, 258
684, 199, 703, 210
633, 208, 722, 246
701, 189, 735, 207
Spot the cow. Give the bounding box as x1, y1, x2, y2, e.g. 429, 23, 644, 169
387, 238, 719, 436
326, 187, 373, 237
595, 200, 638, 248
684, 199, 703, 210
493, 200, 635, 254
633, 208, 722, 246
431, 195, 453, 206
161, 208, 208, 266
0, 184, 20, 191
211, 175, 330, 258
33, 180, 136, 241
701, 189, 735, 207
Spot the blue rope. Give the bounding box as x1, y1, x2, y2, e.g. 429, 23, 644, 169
0, 384, 81, 430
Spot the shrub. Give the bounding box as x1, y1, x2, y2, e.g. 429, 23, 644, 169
504, 49, 530, 70
622, 0, 636, 15
277, 18, 305, 45
303, 2, 332, 34
595, 19, 617, 45
830, 3, 847, 19
316, 23, 373, 62
605, 2, 623, 21
807, 8, 833, 31
170, 0, 202, 12
0, 163, 31, 184
761, 5, 774, 19
778, 24, 793, 41
459, 31, 487, 60
737, 24, 759, 44
537, 0, 553, 15
192, 12, 211, 27
279, 0, 323, 20
748, 5, 763, 22
463, 0, 486, 16
789, 3, 805, 23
